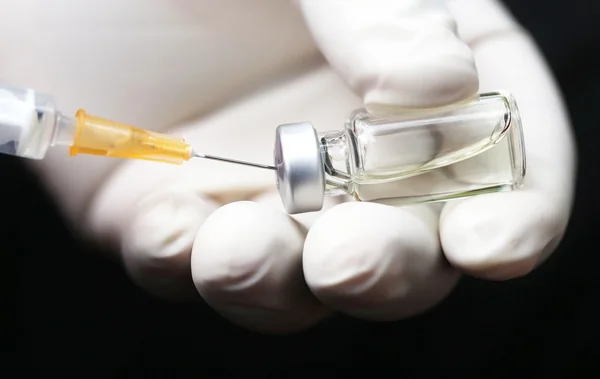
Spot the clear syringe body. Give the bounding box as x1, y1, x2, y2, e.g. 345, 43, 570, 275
274, 91, 526, 214
0, 83, 76, 159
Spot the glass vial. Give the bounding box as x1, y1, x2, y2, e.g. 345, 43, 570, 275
274, 91, 526, 214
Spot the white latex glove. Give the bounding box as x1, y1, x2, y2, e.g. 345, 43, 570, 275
0, 0, 575, 333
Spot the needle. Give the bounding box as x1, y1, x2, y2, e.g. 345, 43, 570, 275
192, 150, 277, 170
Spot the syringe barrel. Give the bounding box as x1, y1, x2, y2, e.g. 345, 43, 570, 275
0, 83, 59, 159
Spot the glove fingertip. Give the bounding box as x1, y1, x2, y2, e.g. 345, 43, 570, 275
191, 201, 329, 333
119, 189, 218, 300
363, 60, 479, 111
299, 0, 480, 110
304, 202, 459, 321
440, 191, 566, 280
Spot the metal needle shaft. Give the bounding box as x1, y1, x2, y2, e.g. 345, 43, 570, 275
193, 151, 276, 170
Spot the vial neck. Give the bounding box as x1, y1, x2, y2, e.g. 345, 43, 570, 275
318, 129, 356, 197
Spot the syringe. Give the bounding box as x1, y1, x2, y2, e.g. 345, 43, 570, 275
0, 82, 526, 215
0, 82, 274, 168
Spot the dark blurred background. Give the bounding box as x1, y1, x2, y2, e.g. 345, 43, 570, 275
6, 1, 600, 377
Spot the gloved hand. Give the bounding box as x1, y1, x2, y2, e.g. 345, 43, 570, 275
2, 0, 575, 333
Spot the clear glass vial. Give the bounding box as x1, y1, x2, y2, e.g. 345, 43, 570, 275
274, 91, 526, 214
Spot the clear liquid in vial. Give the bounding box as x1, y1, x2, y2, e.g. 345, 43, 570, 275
321, 92, 526, 205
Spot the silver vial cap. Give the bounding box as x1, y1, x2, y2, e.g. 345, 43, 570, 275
274, 122, 325, 214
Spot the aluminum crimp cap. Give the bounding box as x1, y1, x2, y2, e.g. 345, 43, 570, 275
274, 122, 325, 214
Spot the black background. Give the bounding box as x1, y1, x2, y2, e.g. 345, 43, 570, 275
7, 1, 600, 377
